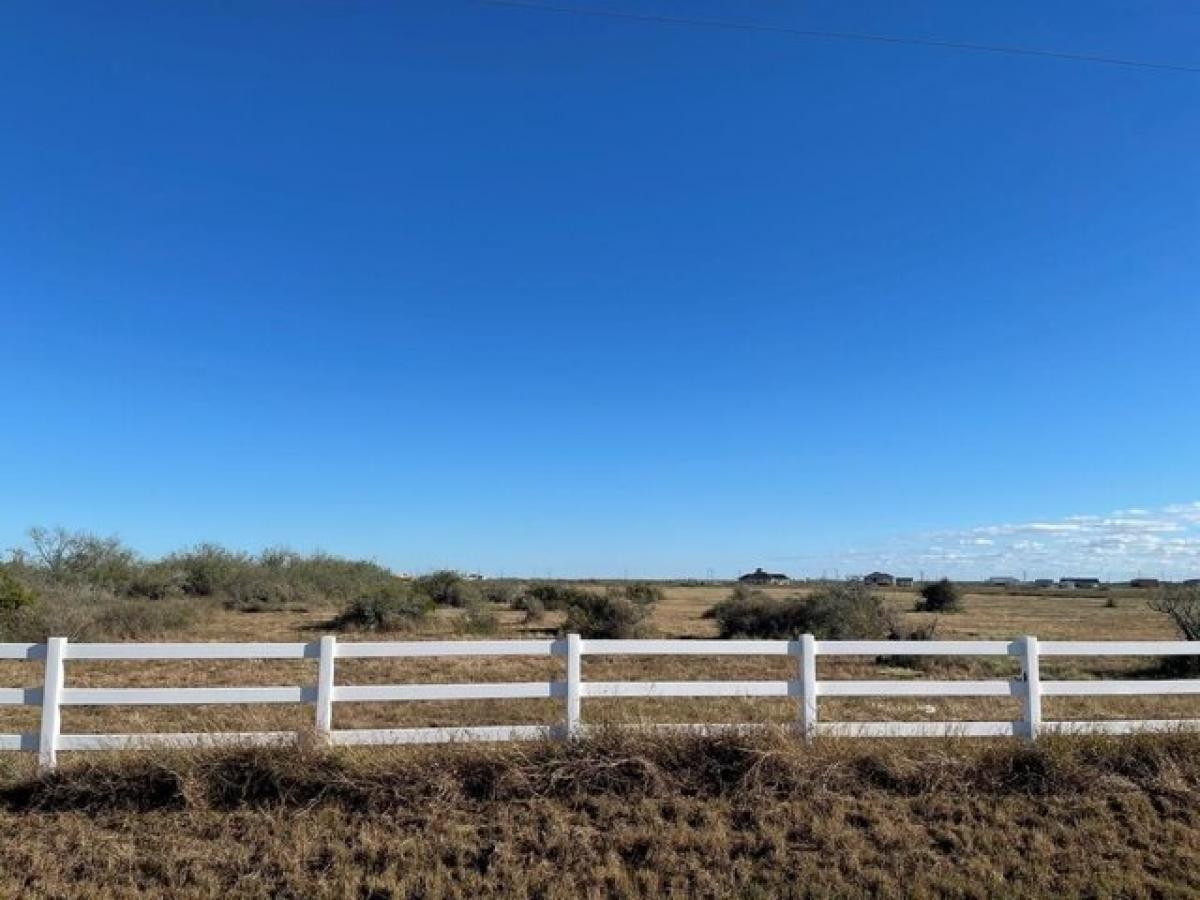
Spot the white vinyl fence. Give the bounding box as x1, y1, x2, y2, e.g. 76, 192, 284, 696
4, 635, 1200, 770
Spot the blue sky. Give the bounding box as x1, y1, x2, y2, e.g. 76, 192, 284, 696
2, 2, 1198, 578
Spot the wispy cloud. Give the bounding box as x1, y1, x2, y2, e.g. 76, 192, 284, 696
795, 502, 1200, 580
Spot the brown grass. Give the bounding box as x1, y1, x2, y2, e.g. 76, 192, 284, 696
5, 729, 1200, 897
1, 584, 1195, 896
0, 584, 1189, 759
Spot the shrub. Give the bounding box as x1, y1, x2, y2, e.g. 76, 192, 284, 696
412, 570, 481, 608
876, 619, 940, 669
708, 583, 894, 640
705, 585, 805, 639
260, 549, 395, 603
457, 602, 500, 636
481, 580, 519, 607
522, 583, 596, 611
86, 598, 198, 639
25, 527, 141, 592
522, 596, 546, 624
0, 568, 37, 613
1149, 585, 1200, 675
616, 582, 665, 607
562, 588, 652, 639
167, 544, 252, 597
0, 581, 205, 642
915, 578, 963, 613
332, 584, 433, 632
223, 573, 314, 612
124, 563, 179, 601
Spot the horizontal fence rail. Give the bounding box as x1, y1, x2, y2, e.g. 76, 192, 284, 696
3, 635, 1200, 769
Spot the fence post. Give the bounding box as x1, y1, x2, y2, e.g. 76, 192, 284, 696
38, 637, 67, 773
1020, 635, 1041, 742
315, 635, 336, 742
564, 633, 582, 739
800, 633, 818, 744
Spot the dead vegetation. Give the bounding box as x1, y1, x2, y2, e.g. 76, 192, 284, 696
5, 729, 1200, 896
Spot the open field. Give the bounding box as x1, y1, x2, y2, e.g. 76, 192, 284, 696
0, 583, 1192, 776
3, 582, 1198, 897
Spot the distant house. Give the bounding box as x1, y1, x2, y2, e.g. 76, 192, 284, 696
987, 576, 1020, 587
895, 577, 914, 588
1130, 578, 1161, 589
863, 572, 895, 587
1032, 579, 1054, 588
1184, 578, 1200, 587
738, 567, 789, 585
1061, 577, 1102, 589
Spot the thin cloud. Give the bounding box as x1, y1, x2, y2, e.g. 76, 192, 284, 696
804, 502, 1200, 580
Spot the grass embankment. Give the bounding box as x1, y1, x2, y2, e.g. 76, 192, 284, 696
4, 729, 1200, 897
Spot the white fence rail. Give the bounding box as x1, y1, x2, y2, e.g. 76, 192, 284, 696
3, 635, 1200, 770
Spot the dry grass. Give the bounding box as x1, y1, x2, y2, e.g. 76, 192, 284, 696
0, 585, 1193, 769
1, 585, 1197, 896
5, 729, 1200, 897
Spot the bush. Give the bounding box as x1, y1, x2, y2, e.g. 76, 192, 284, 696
124, 563, 180, 601
24, 527, 144, 593
915, 579, 962, 613
0, 568, 37, 613
167, 544, 252, 597
876, 618, 940, 669
332, 584, 433, 632
522, 596, 546, 624
616, 582, 665, 607
223, 573, 314, 612
85, 598, 198, 639
412, 571, 481, 608
0, 581, 204, 642
264, 550, 395, 603
707, 583, 895, 640
457, 602, 500, 636
560, 588, 655, 639
1149, 585, 1200, 675
521, 583, 596, 612
705, 585, 805, 639
481, 580, 519, 606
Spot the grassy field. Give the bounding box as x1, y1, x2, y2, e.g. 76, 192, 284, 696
0, 583, 1190, 775
1, 582, 1196, 897
5, 728, 1200, 897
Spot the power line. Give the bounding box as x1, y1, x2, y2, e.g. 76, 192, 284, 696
481, 0, 1200, 75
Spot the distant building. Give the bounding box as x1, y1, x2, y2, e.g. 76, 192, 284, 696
1032, 579, 1054, 588
738, 567, 789, 585
895, 577, 914, 587
864, 572, 895, 587
1061, 577, 1102, 589
1130, 578, 1161, 589
1184, 578, 1200, 587
987, 576, 1020, 587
